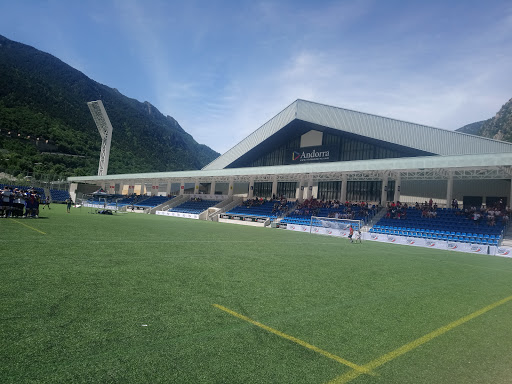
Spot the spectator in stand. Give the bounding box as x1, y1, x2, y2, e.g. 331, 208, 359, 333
473, 211, 480, 225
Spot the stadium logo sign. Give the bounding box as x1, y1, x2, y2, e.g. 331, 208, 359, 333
294, 149, 330, 161
290, 225, 296, 230
302, 226, 308, 231
406, 238, 415, 245
287, 145, 338, 164
426, 240, 436, 247
370, 234, 379, 240
387, 235, 396, 242
497, 248, 510, 256
447, 242, 458, 249
314, 227, 320, 233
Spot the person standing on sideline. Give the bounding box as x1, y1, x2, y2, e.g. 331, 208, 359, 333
42, 196, 51, 210
66, 197, 73, 213
348, 225, 354, 243
355, 229, 362, 243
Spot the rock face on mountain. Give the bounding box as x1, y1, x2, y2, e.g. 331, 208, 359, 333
0, 34, 219, 179
456, 98, 512, 142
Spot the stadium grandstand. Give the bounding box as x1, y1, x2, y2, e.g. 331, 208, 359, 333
68, 99, 512, 255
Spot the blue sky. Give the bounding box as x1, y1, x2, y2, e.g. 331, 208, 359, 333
1, 0, 512, 153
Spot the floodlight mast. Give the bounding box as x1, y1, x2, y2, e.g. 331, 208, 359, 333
87, 100, 113, 176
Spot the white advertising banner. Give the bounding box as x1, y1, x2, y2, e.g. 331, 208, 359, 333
491, 247, 512, 258
363, 233, 490, 255
156, 211, 199, 219
311, 226, 347, 237
191, 194, 227, 201
445, 242, 466, 252
84, 202, 119, 211
404, 237, 423, 247
368, 233, 387, 243
465, 243, 489, 255
286, 226, 493, 256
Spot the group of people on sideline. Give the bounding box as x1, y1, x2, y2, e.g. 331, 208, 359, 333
0, 185, 75, 217
0, 185, 48, 218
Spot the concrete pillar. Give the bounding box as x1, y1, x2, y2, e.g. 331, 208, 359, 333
509, 178, 512, 209
228, 178, 234, 196
271, 176, 278, 199
151, 181, 159, 196
381, 175, 388, 205
180, 180, 185, 195
248, 177, 254, 199
166, 182, 171, 196
297, 179, 304, 203
341, 174, 348, 202
118, 182, 124, 195
210, 180, 216, 196
306, 178, 313, 200
128, 182, 135, 195
446, 174, 453, 208
100, 182, 106, 190
139, 180, 145, 195
69, 183, 78, 203
393, 174, 401, 203
194, 179, 200, 196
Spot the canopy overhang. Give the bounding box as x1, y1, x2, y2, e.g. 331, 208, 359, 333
68, 152, 512, 185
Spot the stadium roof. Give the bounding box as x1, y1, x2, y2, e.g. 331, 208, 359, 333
203, 99, 512, 170
68, 99, 512, 185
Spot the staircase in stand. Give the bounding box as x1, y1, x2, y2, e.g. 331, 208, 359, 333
498, 224, 512, 247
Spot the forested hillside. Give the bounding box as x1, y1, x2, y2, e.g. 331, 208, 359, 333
456, 98, 512, 142
0, 34, 219, 180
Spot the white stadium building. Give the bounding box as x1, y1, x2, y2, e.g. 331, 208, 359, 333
68, 99, 512, 255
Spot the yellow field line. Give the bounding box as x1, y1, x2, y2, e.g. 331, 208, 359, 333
213, 304, 374, 376
10, 219, 46, 235
328, 294, 512, 384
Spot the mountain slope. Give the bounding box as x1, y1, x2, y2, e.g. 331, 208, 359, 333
0, 34, 219, 179
478, 98, 512, 142
456, 120, 485, 135
456, 98, 512, 142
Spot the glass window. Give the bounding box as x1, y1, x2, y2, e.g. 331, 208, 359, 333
277, 182, 297, 198
253, 182, 273, 198
318, 181, 341, 200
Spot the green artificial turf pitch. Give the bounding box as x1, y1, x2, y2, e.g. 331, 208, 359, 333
1, 204, 512, 383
